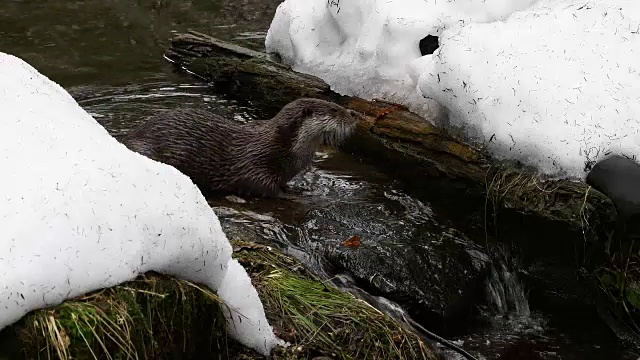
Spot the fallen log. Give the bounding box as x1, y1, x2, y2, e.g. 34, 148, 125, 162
163, 30, 616, 270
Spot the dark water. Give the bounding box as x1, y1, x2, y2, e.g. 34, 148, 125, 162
0, 1, 633, 359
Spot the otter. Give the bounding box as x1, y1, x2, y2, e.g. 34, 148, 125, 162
122, 98, 362, 198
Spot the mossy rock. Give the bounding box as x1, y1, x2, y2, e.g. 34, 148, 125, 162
0, 273, 249, 360
0, 241, 437, 360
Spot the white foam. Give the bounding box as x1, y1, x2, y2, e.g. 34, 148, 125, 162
0, 52, 281, 355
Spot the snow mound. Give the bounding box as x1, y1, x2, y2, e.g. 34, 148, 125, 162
417, 0, 640, 178
0, 52, 282, 355
266, 0, 640, 179
218, 259, 282, 353
265, 0, 539, 122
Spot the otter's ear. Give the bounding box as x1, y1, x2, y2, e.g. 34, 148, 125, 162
301, 106, 313, 117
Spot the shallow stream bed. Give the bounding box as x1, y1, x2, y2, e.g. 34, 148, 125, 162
0, 1, 633, 359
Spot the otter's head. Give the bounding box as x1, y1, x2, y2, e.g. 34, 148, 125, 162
275, 98, 362, 158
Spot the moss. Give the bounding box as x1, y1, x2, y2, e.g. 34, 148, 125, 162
0, 241, 437, 360
234, 241, 437, 360
483, 168, 614, 229
5, 273, 240, 360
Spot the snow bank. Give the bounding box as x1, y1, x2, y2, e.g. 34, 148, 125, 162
266, 0, 640, 179
265, 0, 539, 122
417, 0, 640, 178
0, 52, 281, 355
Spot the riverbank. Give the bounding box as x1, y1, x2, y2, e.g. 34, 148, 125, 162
1, 1, 636, 357
162, 30, 638, 353
0, 240, 437, 360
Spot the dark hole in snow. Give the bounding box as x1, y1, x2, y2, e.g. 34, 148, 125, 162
419, 35, 439, 56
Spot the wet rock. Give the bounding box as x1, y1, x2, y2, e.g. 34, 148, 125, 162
212, 163, 492, 336
212, 205, 332, 278
302, 200, 491, 336
586, 154, 640, 221
212, 206, 292, 246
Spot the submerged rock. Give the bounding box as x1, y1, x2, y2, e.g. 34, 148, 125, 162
209, 159, 492, 338
303, 200, 491, 336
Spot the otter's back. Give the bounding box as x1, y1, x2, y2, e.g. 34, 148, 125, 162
123, 108, 240, 194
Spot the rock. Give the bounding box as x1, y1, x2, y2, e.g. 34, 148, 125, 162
302, 201, 491, 336
586, 154, 640, 221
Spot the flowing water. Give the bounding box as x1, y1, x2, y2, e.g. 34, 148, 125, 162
0, 1, 635, 359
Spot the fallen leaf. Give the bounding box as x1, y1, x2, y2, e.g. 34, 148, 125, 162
372, 100, 409, 121
374, 107, 393, 119
341, 235, 361, 248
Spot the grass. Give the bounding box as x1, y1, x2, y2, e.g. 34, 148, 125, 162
484, 167, 580, 220
594, 232, 640, 344
0, 240, 437, 360
483, 167, 640, 344
235, 241, 436, 360
8, 273, 240, 360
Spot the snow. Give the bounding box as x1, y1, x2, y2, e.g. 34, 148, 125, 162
266, 0, 640, 179
265, 0, 539, 126
218, 259, 281, 353
0, 52, 282, 355
417, 0, 640, 178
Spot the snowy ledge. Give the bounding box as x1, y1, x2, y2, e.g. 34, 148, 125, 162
0, 241, 436, 359
265, 0, 640, 181
164, 31, 616, 245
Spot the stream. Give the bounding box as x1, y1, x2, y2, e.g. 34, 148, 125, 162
0, 1, 634, 359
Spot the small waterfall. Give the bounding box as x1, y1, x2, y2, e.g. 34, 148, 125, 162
485, 250, 530, 320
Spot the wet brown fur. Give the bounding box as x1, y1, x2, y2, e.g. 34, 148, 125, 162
122, 98, 362, 197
